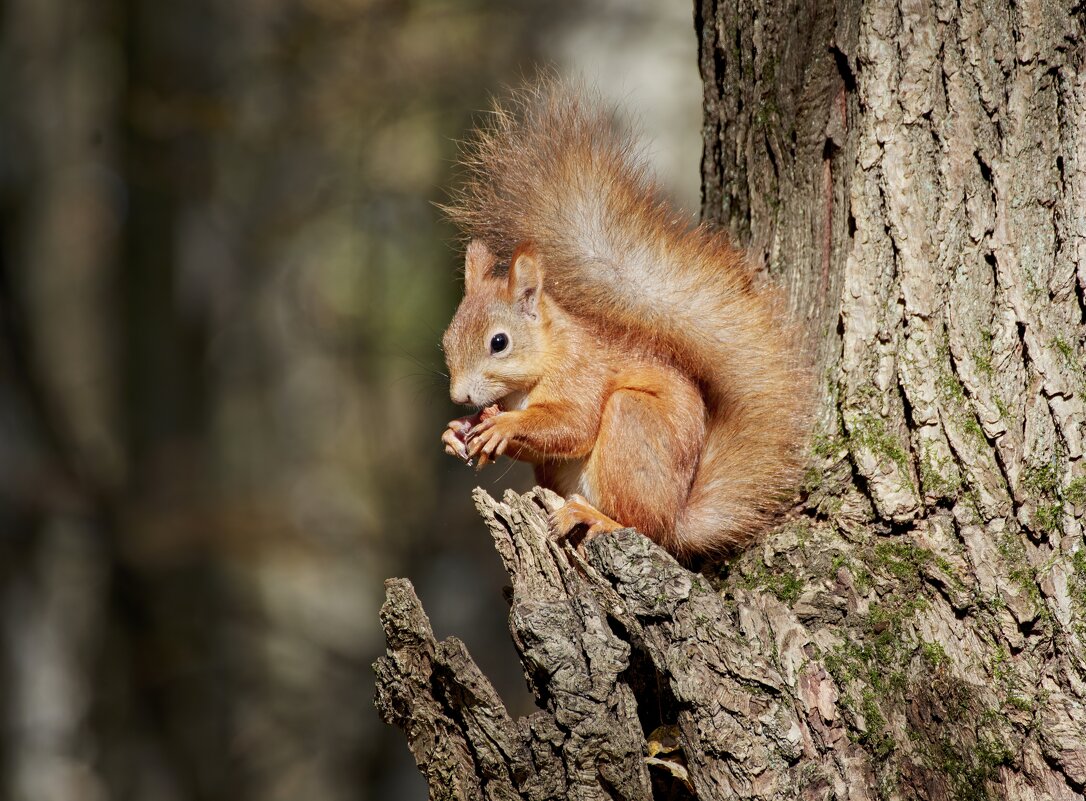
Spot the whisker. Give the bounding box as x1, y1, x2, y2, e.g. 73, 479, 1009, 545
387, 345, 449, 380
493, 452, 522, 484
390, 371, 448, 386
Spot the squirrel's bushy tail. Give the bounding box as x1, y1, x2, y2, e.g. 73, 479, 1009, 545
444, 81, 809, 553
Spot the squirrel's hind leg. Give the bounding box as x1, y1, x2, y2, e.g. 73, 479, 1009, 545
583, 366, 707, 553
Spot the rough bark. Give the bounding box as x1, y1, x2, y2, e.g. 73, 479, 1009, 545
375, 0, 1086, 797
698, 0, 1086, 794
375, 488, 805, 800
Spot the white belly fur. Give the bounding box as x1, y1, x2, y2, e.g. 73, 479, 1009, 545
548, 458, 595, 501
502, 391, 530, 411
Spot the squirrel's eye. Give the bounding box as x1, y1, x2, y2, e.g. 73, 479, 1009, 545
489, 333, 509, 354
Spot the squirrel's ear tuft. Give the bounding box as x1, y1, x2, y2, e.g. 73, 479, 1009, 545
508, 242, 543, 319
464, 239, 497, 294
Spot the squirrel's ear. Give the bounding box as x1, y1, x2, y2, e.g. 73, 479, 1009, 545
464, 239, 497, 295
508, 243, 543, 319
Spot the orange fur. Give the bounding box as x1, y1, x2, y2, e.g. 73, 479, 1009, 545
440, 82, 810, 561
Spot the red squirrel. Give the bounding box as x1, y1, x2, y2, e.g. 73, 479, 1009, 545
439, 83, 808, 562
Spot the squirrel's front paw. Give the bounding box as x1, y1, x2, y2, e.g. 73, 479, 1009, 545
441, 424, 471, 463
443, 404, 501, 466
466, 411, 519, 467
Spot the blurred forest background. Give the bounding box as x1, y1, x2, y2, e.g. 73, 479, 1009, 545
0, 0, 700, 799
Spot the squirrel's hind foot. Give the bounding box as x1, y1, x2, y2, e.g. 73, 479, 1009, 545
548, 494, 623, 544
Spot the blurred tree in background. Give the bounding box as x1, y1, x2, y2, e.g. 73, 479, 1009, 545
0, 0, 699, 799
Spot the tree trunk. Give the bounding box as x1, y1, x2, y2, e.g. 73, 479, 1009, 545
374, 0, 1086, 798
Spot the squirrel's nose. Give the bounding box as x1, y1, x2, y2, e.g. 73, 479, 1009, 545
450, 383, 471, 405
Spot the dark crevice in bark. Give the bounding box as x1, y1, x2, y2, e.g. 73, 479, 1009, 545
896, 377, 924, 499
938, 43, 953, 123
1042, 744, 1086, 796
882, 518, 922, 540
987, 429, 1017, 521
1075, 271, 1086, 325
975, 150, 995, 201
830, 45, 856, 93
623, 643, 675, 732
692, 0, 707, 53
1007, 0, 1022, 61
1013, 319, 1032, 444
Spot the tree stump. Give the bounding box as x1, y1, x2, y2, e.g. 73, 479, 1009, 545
376, 481, 1086, 799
